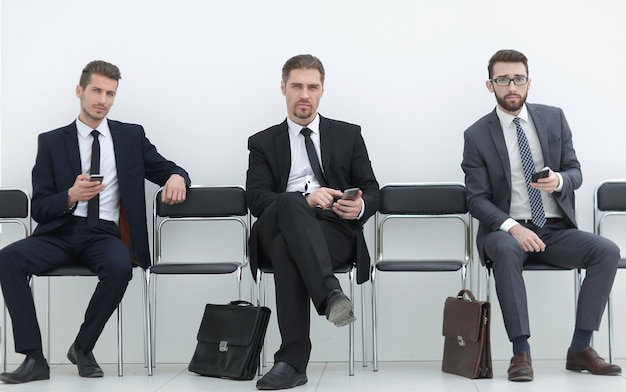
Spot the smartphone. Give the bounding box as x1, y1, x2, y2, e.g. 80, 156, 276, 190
341, 187, 360, 200
531, 169, 549, 183
89, 174, 104, 182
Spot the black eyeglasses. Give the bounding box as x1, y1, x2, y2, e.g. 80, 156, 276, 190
490, 76, 528, 87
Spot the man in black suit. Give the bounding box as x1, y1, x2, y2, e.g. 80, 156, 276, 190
246, 54, 379, 390
0, 60, 190, 383
462, 49, 620, 381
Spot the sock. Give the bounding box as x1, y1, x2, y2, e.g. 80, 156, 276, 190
570, 329, 593, 353
512, 336, 530, 355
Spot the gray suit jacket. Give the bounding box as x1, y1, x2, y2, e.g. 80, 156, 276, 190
461, 103, 581, 263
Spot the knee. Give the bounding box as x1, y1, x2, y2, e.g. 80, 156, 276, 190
103, 260, 133, 283
0, 243, 25, 274
595, 237, 620, 269
484, 234, 524, 270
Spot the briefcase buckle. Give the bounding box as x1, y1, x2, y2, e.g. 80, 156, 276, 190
457, 336, 466, 347
219, 340, 229, 352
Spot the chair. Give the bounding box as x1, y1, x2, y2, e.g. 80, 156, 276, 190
372, 182, 472, 371
593, 179, 626, 363
0, 189, 31, 372
33, 265, 134, 377
257, 262, 366, 376
148, 185, 249, 374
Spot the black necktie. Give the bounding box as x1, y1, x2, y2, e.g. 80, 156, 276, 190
300, 127, 327, 187
87, 130, 100, 226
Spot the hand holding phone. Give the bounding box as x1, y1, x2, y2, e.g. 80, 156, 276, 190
89, 174, 104, 182
531, 169, 549, 183
341, 187, 360, 200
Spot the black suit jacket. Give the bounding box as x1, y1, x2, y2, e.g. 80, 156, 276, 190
461, 103, 581, 263
246, 115, 380, 283
30, 119, 191, 269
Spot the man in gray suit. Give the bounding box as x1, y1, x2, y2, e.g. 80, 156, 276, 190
462, 49, 621, 382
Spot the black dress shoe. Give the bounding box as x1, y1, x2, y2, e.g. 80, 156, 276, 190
256, 361, 307, 390
67, 344, 104, 378
325, 288, 356, 327
0, 356, 50, 384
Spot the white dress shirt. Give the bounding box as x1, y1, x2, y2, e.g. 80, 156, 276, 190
74, 117, 121, 224
286, 115, 323, 194
496, 105, 563, 232
284, 115, 365, 219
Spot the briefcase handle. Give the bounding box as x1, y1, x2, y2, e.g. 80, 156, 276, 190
456, 289, 477, 302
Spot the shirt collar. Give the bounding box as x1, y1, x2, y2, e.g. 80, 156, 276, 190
496, 104, 530, 127
287, 114, 320, 138
76, 117, 111, 140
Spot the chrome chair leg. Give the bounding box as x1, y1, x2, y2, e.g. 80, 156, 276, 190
360, 283, 367, 368
259, 270, 266, 376
145, 270, 154, 375
371, 267, 378, 372
608, 293, 614, 363
2, 302, 6, 372
348, 267, 355, 376
117, 303, 123, 376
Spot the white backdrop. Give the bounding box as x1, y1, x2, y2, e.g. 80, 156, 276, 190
2, 0, 626, 366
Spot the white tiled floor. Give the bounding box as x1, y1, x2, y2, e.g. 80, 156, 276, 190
1, 360, 625, 391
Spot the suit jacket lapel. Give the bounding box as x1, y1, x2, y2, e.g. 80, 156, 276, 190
527, 104, 550, 166
487, 110, 512, 188
63, 121, 82, 176
109, 120, 126, 182
274, 121, 291, 190
319, 115, 333, 179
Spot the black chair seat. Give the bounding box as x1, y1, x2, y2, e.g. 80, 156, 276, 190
150, 262, 240, 275
522, 261, 575, 271
260, 263, 354, 275
375, 260, 464, 272
37, 265, 97, 276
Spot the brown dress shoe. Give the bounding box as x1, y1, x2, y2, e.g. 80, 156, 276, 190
566, 347, 622, 375
508, 351, 533, 382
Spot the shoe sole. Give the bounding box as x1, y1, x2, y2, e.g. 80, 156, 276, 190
566, 363, 621, 375
0, 373, 50, 384
256, 376, 307, 390
327, 297, 356, 327
508, 374, 533, 382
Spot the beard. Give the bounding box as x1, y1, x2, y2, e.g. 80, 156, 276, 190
495, 91, 527, 113
292, 104, 313, 121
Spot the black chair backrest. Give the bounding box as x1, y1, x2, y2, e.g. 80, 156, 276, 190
156, 186, 247, 218
379, 183, 467, 215
0, 189, 29, 219
597, 181, 626, 212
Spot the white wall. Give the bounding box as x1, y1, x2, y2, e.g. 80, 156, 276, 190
2, 0, 626, 366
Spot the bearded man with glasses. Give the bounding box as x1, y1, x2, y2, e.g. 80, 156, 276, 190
461, 49, 621, 382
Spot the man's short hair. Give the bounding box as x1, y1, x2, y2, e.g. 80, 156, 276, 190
488, 50, 529, 79
282, 54, 325, 84
79, 60, 122, 88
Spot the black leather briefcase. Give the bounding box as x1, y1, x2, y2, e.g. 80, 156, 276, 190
189, 300, 271, 380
